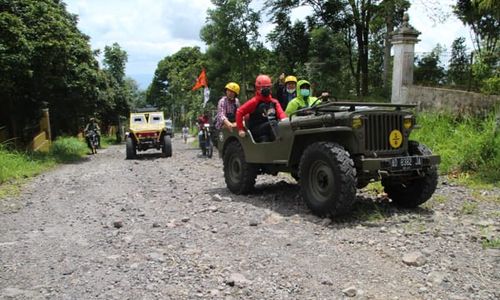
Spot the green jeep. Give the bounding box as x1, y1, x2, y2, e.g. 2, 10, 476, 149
217, 101, 440, 217
126, 110, 172, 159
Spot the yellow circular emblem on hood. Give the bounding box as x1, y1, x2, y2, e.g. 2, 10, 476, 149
389, 130, 403, 148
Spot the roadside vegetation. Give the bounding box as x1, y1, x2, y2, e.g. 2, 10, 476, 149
100, 135, 120, 149
412, 112, 500, 188
0, 137, 89, 197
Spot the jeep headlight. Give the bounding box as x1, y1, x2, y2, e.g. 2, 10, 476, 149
352, 116, 363, 129
403, 115, 413, 129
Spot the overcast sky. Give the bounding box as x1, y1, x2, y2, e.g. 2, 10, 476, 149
64, 0, 472, 90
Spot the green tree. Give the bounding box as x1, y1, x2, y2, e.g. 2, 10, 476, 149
0, 10, 32, 138
447, 37, 471, 87
102, 43, 131, 128
372, 0, 410, 93
200, 0, 261, 101
306, 27, 348, 95
414, 45, 446, 86
267, 11, 310, 75
0, 0, 102, 139
454, 0, 499, 53
103, 43, 128, 84
147, 47, 205, 125
268, 0, 407, 97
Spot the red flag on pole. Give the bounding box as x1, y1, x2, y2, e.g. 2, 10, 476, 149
191, 68, 208, 91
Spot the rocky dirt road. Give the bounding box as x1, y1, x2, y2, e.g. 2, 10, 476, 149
0, 137, 498, 299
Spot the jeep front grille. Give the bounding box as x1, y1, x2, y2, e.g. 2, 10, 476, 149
364, 114, 403, 152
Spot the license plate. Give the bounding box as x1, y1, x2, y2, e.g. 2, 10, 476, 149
390, 156, 423, 170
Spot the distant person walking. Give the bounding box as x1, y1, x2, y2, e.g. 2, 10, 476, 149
182, 125, 189, 143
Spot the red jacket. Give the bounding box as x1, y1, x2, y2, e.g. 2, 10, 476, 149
236, 94, 287, 131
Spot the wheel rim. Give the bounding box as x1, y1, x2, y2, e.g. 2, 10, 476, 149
308, 160, 335, 203
229, 154, 242, 183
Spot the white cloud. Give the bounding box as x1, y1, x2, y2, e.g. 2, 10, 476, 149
65, 0, 474, 89
65, 0, 212, 87
408, 0, 473, 53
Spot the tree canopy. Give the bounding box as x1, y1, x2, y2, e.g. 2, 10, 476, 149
0, 0, 138, 143
2, 0, 498, 144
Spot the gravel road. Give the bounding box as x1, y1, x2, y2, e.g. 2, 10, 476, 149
0, 137, 498, 299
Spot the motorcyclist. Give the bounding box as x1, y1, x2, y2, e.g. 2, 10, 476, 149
197, 112, 210, 153
275, 73, 297, 111
215, 82, 240, 131
84, 117, 101, 148
285, 79, 328, 116
236, 75, 287, 142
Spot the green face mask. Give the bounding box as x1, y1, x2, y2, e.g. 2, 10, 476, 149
300, 89, 310, 97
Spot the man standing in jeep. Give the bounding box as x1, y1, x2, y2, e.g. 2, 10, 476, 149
236, 75, 287, 142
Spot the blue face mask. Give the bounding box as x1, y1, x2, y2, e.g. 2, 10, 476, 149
300, 89, 310, 97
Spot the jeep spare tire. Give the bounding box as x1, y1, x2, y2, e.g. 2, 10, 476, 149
299, 142, 357, 217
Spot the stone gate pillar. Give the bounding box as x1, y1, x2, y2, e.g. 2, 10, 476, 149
40, 108, 52, 141
391, 14, 420, 104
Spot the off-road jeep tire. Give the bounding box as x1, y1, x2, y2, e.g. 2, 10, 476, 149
299, 142, 357, 217
163, 135, 172, 157
126, 137, 136, 159
223, 141, 257, 194
382, 141, 438, 208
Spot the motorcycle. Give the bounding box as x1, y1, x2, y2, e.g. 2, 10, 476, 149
86, 130, 99, 155
199, 123, 213, 158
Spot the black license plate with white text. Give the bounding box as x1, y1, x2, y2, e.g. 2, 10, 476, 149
389, 156, 423, 170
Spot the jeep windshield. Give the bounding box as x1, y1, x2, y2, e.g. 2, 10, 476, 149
149, 114, 163, 124
133, 116, 145, 124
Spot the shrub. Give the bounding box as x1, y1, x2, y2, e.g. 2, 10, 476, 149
50, 137, 88, 162
412, 112, 500, 185
481, 76, 500, 95
0, 144, 54, 184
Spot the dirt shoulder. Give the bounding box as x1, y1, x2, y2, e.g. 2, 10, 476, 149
0, 139, 498, 299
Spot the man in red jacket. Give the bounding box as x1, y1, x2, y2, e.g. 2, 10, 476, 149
236, 74, 287, 142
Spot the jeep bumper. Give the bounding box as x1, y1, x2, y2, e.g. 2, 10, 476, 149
359, 155, 440, 172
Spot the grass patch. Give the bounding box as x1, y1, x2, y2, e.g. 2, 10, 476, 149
460, 201, 478, 215
422, 194, 448, 209
0, 180, 24, 198
50, 137, 88, 162
0, 137, 88, 197
0, 145, 55, 184
470, 190, 500, 203
482, 238, 500, 249
100, 135, 120, 148
363, 182, 384, 195
432, 194, 448, 204
349, 201, 389, 222
412, 112, 500, 187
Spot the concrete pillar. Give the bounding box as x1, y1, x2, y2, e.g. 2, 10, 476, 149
40, 108, 52, 142
391, 14, 420, 104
